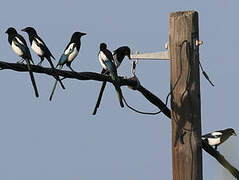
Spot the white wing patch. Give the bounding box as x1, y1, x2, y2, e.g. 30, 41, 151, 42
113, 54, 120, 68
32, 40, 44, 56
64, 43, 75, 55
211, 132, 222, 137
68, 47, 78, 62
64, 43, 79, 62
98, 51, 108, 70
15, 37, 24, 45
35, 37, 44, 45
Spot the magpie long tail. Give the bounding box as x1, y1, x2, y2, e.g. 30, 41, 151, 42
92, 81, 107, 115
49, 79, 58, 101
113, 83, 124, 108
49, 65, 63, 101
48, 58, 65, 90
26, 60, 39, 97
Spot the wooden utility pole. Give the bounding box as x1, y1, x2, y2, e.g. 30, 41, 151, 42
170, 11, 202, 180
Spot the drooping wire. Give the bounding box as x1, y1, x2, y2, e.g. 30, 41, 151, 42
122, 58, 165, 115
199, 61, 214, 86
122, 41, 185, 116
121, 39, 213, 119
122, 96, 163, 115
165, 40, 188, 107
169, 40, 194, 180
165, 40, 193, 145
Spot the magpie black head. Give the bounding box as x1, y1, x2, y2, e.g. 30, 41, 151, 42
225, 128, 237, 136
21, 27, 37, 36
114, 46, 131, 59
71, 32, 86, 41
5, 27, 18, 35
100, 43, 107, 51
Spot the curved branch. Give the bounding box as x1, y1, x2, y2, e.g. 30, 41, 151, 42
202, 140, 239, 179
0, 61, 171, 118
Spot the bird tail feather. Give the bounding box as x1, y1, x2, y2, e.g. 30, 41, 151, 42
47, 57, 65, 90
26, 59, 39, 97
92, 69, 109, 115
49, 65, 63, 101
92, 81, 107, 115
113, 82, 124, 108
110, 72, 124, 108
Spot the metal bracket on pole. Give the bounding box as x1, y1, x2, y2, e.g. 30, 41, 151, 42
130, 42, 170, 60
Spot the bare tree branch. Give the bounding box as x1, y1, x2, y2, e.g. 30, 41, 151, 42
202, 139, 239, 179
0, 61, 171, 118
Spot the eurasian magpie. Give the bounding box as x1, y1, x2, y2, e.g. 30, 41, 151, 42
5, 27, 39, 97
21, 27, 65, 90
98, 43, 124, 108
49, 31, 86, 101
202, 128, 237, 150
93, 46, 130, 114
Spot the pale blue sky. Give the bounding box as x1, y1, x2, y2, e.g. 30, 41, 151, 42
0, 0, 238, 180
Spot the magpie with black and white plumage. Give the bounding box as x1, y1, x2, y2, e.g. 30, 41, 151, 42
98, 43, 124, 108
49, 31, 86, 101
93, 46, 130, 114
112, 46, 131, 68
202, 128, 237, 150
21, 27, 65, 90
5, 27, 39, 97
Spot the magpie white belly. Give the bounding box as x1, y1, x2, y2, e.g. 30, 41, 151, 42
68, 48, 78, 62
11, 42, 23, 56
208, 137, 221, 146
98, 51, 107, 70
32, 40, 44, 56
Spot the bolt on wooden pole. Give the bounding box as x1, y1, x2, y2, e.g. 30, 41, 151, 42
169, 11, 202, 180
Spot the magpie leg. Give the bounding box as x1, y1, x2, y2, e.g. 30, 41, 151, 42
60, 77, 67, 81
103, 70, 110, 75
17, 59, 25, 64
46, 57, 65, 90
68, 66, 76, 72
37, 60, 43, 66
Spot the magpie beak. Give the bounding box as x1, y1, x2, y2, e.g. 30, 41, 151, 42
233, 132, 237, 136
81, 32, 87, 36
128, 49, 132, 59
21, 28, 27, 32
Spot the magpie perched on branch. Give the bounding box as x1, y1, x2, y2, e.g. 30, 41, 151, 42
202, 128, 237, 150
5, 27, 39, 97
98, 43, 124, 108
49, 31, 86, 101
0, 60, 172, 118
22, 27, 65, 90
93, 46, 131, 114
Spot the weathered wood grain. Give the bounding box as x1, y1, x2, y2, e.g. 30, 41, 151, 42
170, 11, 202, 180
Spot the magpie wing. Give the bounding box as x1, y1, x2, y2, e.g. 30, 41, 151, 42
202, 131, 222, 138
13, 35, 32, 60
35, 36, 55, 59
